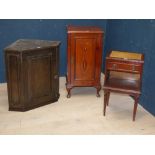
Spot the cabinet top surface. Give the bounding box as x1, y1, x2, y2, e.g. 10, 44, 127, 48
5, 39, 61, 52
109, 51, 144, 61
67, 26, 104, 33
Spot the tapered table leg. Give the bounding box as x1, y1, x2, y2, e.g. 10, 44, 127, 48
133, 95, 139, 121
103, 90, 108, 116
106, 91, 110, 106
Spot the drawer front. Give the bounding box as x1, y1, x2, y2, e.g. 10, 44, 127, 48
107, 62, 141, 73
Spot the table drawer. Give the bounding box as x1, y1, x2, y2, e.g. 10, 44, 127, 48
107, 62, 141, 73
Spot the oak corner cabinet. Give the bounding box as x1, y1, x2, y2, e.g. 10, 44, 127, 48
4, 39, 61, 112
66, 26, 104, 98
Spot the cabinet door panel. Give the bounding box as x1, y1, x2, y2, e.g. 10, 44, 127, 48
26, 54, 53, 105
72, 37, 96, 84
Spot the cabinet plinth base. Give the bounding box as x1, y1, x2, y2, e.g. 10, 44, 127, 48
9, 96, 59, 112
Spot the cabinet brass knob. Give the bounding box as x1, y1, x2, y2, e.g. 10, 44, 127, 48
54, 75, 58, 79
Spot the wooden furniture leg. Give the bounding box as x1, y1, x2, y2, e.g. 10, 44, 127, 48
66, 87, 71, 98
96, 85, 101, 97
66, 76, 73, 98
106, 91, 110, 106
103, 90, 108, 116
133, 95, 139, 121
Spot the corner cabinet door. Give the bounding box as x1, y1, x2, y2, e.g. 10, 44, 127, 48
24, 51, 54, 106
71, 34, 100, 86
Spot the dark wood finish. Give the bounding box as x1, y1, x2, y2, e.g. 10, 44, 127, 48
4, 39, 61, 111
66, 26, 104, 98
103, 51, 144, 121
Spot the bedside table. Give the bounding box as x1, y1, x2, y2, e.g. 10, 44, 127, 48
103, 51, 144, 121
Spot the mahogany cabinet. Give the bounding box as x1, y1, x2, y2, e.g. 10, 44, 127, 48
103, 51, 144, 121
4, 39, 61, 111
66, 26, 104, 98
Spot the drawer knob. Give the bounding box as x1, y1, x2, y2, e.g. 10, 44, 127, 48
112, 64, 117, 69
132, 65, 135, 71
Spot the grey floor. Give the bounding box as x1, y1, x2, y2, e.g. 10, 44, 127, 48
0, 76, 155, 134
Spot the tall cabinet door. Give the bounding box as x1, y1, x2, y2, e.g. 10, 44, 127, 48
71, 34, 99, 86
24, 51, 54, 106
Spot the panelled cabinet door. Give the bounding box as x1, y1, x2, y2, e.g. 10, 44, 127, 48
25, 52, 53, 106
71, 34, 97, 85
